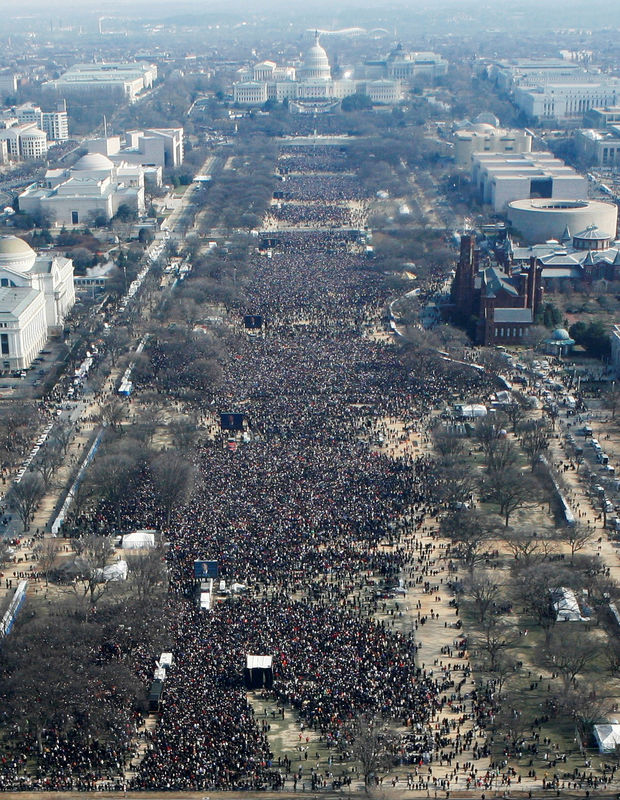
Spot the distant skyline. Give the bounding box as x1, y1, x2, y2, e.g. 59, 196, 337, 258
3, 0, 620, 40
4, 0, 620, 14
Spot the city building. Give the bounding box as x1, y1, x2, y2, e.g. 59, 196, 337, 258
452, 232, 542, 346
471, 152, 587, 213
0, 73, 18, 96
576, 127, 620, 167
507, 198, 617, 244
43, 62, 157, 103
504, 226, 620, 285
86, 127, 183, 170
454, 116, 532, 168
16, 101, 69, 142
360, 44, 448, 82
486, 58, 584, 91
0, 114, 18, 130
19, 152, 145, 226
583, 106, 620, 128
233, 81, 269, 105
513, 79, 620, 122
233, 33, 402, 110
0, 235, 75, 370
0, 123, 47, 161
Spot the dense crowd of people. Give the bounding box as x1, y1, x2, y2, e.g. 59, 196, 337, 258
277, 174, 368, 203
0, 144, 498, 791
128, 147, 496, 790
265, 202, 354, 228
277, 147, 352, 174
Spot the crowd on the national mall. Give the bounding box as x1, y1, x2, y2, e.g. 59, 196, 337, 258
1, 146, 604, 795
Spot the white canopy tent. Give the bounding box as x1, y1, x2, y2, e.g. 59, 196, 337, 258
95, 560, 128, 582
551, 586, 586, 622
594, 723, 620, 753
122, 530, 156, 549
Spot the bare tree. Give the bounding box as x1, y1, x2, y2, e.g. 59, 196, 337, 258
436, 461, 478, 506
10, 473, 45, 531
345, 714, 399, 790
68, 476, 97, 523
100, 399, 127, 433
170, 417, 201, 452
504, 401, 526, 434
486, 650, 518, 698
0, 403, 41, 468
0, 538, 11, 567
132, 404, 162, 444
604, 638, 620, 678
34, 441, 64, 489
475, 417, 502, 459
105, 328, 131, 367
559, 524, 595, 564
150, 452, 196, 526
483, 468, 541, 526
70, 535, 116, 607
126, 545, 168, 602
545, 629, 598, 693
519, 419, 551, 470
603, 382, 620, 419
513, 563, 574, 644
464, 571, 502, 624
503, 528, 554, 565
434, 430, 466, 459
485, 438, 519, 475
34, 538, 58, 586
52, 422, 74, 456
491, 691, 535, 756
85, 452, 139, 529
563, 683, 614, 740
572, 554, 616, 609
440, 509, 493, 572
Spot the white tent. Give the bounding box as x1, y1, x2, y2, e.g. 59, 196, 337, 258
495, 391, 513, 404
95, 560, 128, 582
455, 403, 487, 418
594, 723, 620, 753
551, 587, 585, 621
122, 530, 156, 549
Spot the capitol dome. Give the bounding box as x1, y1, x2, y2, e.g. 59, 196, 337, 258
73, 153, 114, 172
0, 235, 36, 272
300, 32, 331, 80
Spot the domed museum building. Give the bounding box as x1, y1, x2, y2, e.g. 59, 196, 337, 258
0, 235, 75, 370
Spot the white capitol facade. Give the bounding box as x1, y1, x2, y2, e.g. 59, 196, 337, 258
233, 33, 402, 110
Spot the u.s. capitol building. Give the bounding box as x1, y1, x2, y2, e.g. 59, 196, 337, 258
233, 33, 403, 111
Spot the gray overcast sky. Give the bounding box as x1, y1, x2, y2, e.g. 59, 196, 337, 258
2, 0, 613, 10
4, 0, 619, 31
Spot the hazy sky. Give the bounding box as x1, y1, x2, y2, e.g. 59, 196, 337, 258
4, 0, 615, 11
4, 0, 620, 33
